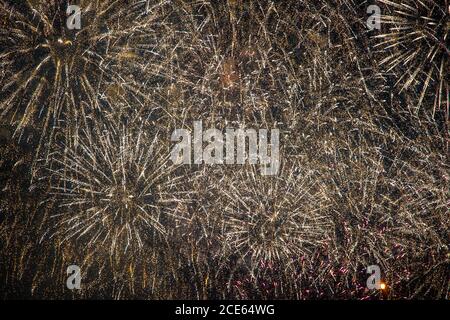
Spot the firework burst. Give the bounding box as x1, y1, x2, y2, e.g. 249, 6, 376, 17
0, 0, 448, 300
48, 120, 192, 256
322, 121, 449, 298
0, 0, 173, 159
374, 0, 449, 117
159, 1, 314, 126
216, 163, 332, 277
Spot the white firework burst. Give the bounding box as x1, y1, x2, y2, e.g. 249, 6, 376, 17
374, 0, 449, 116
218, 163, 332, 275
0, 0, 176, 157
48, 120, 192, 255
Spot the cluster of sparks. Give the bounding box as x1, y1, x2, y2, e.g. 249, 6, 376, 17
0, 0, 171, 161
0, 0, 448, 299
217, 165, 331, 276
47, 120, 191, 256
375, 0, 448, 116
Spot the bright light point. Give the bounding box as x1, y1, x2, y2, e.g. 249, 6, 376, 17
380, 283, 386, 290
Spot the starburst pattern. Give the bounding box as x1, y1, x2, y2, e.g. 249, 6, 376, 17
374, 0, 449, 116
0, 0, 448, 300
48, 120, 191, 255
0, 0, 173, 157
217, 164, 331, 275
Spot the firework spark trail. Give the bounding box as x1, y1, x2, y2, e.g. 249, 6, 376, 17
159, 1, 321, 127
283, 103, 449, 299
0, 0, 448, 299
215, 163, 332, 279
314, 111, 450, 298
0, 0, 180, 164
280, 11, 449, 294
47, 119, 193, 257
374, 0, 449, 117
